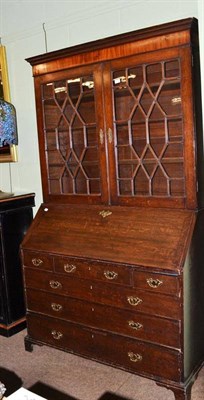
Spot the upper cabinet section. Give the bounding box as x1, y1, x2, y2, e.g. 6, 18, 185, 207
27, 18, 203, 209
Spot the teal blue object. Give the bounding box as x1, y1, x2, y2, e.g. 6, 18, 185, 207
0, 99, 18, 147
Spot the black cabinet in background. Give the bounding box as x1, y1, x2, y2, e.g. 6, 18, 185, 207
0, 193, 35, 336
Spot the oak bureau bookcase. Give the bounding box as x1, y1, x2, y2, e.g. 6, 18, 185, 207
21, 18, 204, 400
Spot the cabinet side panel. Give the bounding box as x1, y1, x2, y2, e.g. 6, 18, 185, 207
184, 210, 204, 379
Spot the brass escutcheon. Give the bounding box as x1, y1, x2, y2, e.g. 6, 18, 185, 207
147, 277, 163, 288
128, 352, 142, 363
32, 258, 43, 267
51, 303, 62, 312
127, 296, 142, 307
99, 210, 112, 218
64, 264, 76, 273
128, 321, 143, 330
104, 270, 118, 280
51, 330, 63, 340
49, 280, 62, 290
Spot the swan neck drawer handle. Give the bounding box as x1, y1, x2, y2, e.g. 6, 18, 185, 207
147, 278, 163, 288
32, 258, 43, 267
51, 303, 62, 312
128, 321, 143, 330
49, 280, 62, 290
51, 330, 63, 340
128, 352, 142, 363
64, 264, 76, 273
127, 296, 142, 306
104, 270, 118, 280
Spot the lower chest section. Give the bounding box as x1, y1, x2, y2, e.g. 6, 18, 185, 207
22, 250, 183, 383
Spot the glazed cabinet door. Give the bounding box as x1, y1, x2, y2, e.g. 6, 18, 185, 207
35, 63, 109, 204
103, 47, 196, 208
35, 47, 196, 208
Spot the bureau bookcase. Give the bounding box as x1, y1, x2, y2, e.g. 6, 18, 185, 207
21, 18, 204, 400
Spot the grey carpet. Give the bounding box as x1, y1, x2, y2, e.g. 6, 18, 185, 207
0, 330, 204, 399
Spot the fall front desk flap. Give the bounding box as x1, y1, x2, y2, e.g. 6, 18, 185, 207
22, 204, 196, 272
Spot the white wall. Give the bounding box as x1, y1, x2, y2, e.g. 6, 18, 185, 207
0, 0, 201, 213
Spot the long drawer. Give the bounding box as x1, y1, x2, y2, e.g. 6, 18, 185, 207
23, 269, 181, 319
26, 289, 180, 348
26, 313, 182, 382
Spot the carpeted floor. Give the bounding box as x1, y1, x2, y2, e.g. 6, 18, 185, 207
0, 329, 204, 400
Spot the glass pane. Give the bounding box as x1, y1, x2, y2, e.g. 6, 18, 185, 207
134, 167, 149, 195
42, 72, 101, 196
112, 58, 185, 199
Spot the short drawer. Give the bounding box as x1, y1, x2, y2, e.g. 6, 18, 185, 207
27, 313, 181, 382
54, 256, 132, 286
26, 289, 181, 348
23, 251, 53, 271
133, 270, 180, 296
24, 269, 181, 319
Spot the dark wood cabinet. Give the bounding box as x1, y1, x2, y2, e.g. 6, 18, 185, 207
22, 18, 204, 400
0, 193, 35, 336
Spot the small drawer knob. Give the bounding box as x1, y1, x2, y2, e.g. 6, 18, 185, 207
49, 280, 62, 290
51, 330, 63, 340
128, 352, 142, 363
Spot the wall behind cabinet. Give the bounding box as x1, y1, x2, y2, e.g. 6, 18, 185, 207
0, 0, 202, 213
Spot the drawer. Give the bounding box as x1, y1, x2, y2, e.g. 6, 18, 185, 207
24, 269, 181, 319
133, 270, 180, 296
54, 256, 132, 286
23, 251, 53, 271
26, 289, 181, 348
27, 313, 181, 382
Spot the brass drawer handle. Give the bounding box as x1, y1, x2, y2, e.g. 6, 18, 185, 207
104, 270, 118, 280
128, 321, 143, 330
64, 264, 76, 273
51, 303, 62, 312
128, 352, 142, 363
147, 278, 163, 288
51, 330, 63, 340
32, 258, 43, 267
127, 296, 142, 306
49, 280, 62, 289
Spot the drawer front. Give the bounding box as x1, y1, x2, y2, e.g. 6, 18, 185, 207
24, 269, 181, 319
23, 251, 53, 271
27, 313, 181, 382
26, 289, 180, 348
54, 256, 132, 286
133, 271, 180, 296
